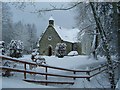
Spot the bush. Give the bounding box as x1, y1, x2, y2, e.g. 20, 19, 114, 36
7, 40, 24, 58
55, 43, 67, 58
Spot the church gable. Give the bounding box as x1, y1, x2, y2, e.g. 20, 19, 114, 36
39, 25, 62, 43
39, 25, 62, 55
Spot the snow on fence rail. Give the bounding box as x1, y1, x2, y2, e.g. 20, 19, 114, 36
0, 55, 119, 85
0, 55, 36, 65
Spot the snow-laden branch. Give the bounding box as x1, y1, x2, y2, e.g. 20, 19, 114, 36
30, 2, 82, 13
78, 23, 96, 34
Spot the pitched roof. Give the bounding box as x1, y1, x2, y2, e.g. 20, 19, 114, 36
54, 25, 79, 43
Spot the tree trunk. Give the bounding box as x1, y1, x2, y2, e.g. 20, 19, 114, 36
112, 2, 120, 85
92, 27, 99, 60
118, 3, 120, 80
118, 16, 120, 88
90, 2, 116, 88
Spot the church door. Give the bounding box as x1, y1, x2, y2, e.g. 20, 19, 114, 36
48, 46, 52, 56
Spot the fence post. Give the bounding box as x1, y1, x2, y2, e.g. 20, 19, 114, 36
45, 67, 48, 85
99, 65, 101, 71
86, 67, 90, 81
73, 71, 76, 80
24, 63, 26, 79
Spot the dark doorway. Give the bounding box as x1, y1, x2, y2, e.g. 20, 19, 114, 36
48, 46, 52, 56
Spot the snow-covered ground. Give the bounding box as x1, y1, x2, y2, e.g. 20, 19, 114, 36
1, 55, 112, 88
1, 77, 55, 88
20, 55, 106, 69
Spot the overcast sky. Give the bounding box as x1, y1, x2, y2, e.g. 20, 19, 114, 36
10, 2, 77, 37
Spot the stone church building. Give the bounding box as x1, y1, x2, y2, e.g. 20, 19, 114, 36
38, 16, 82, 56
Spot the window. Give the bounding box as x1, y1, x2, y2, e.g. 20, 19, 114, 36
48, 36, 52, 41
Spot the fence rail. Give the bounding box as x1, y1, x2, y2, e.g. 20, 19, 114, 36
0, 66, 90, 79
23, 79, 74, 85
0, 55, 89, 73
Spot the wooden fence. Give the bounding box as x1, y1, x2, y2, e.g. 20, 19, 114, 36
0, 55, 119, 85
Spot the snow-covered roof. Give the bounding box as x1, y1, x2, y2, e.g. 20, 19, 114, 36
54, 25, 79, 43
49, 16, 54, 20
68, 51, 78, 56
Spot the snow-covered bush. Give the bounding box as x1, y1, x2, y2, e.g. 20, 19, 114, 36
0, 41, 14, 77
0, 41, 5, 55
31, 49, 38, 62
31, 49, 46, 65
7, 40, 24, 58
55, 43, 67, 58
2, 60, 16, 77
1, 40, 24, 77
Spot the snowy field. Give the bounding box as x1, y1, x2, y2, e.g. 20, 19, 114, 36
20, 55, 106, 69
1, 55, 113, 88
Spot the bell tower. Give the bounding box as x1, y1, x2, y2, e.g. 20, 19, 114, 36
49, 16, 54, 26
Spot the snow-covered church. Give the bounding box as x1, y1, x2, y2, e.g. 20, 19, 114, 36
38, 16, 82, 56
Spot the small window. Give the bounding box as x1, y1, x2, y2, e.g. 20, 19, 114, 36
48, 36, 52, 41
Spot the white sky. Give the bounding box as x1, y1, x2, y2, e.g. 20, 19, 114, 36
9, 2, 76, 37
